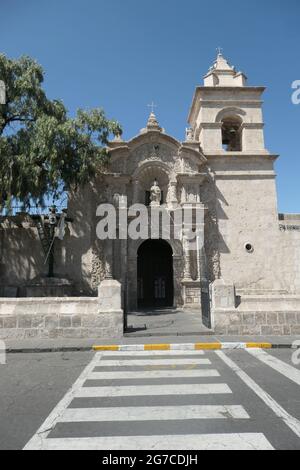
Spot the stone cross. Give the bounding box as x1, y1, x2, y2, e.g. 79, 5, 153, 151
147, 101, 157, 114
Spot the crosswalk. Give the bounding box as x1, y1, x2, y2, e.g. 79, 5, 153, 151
23, 348, 281, 450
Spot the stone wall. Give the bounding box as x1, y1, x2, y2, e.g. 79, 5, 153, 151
0, 183, 107, 297
210, 155, 287, 292
278, 215, 300, 293
0, 219, 45, 293
211, 280, 300, 335
213, 308, 300, 336
0, 297, 123, 340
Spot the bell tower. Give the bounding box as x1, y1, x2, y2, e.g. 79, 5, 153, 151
188, 52, 266, 154
186, 51, 282, 301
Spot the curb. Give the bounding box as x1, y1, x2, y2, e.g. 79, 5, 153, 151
7, 347, 93, 354
93, 342, 279, 351
4, 342, 299, 354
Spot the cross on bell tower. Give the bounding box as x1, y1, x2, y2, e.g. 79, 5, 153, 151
147, 101, 158, 114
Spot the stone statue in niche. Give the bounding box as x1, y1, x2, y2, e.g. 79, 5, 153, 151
150, 180, 161, 207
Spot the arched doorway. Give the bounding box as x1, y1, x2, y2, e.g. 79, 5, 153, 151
137, 239, 174, 309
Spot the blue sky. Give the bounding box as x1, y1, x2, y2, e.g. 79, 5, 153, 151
1, 0, 299, 212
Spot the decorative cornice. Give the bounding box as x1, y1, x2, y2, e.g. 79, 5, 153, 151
214, 170, 276, 179
241, 123, 265, 129
195, 86, 266, 92
177, 173, 208, 184
204, 152, 278, 161
199, 99, 264, 106
199, 122, 222, 130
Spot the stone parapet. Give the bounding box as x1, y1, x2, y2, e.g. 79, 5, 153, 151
0, 296, 123, 340
212, 309, 300, 336
238, 295, 300, 311
211, 280, 300, 335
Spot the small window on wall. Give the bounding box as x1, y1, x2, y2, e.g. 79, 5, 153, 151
222, 117, 242, 151
245, 243, 254, 254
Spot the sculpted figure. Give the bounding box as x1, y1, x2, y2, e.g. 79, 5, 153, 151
150, 179, 161, 206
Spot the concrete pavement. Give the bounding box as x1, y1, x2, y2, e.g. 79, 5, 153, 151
126, 309, 213, 337
0, 351, 94, 450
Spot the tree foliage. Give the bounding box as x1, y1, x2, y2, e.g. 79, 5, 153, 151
0, 54, 122, 209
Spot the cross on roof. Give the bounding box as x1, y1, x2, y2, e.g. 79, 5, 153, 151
217, 47, 223, 56
147, 101, 158, 114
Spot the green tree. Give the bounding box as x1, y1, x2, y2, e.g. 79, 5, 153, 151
0, 54, 122, 210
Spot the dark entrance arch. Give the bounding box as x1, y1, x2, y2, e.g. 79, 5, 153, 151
137, 239, 174, 309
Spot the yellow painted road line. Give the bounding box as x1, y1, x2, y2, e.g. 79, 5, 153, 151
195, 343, 222, 350
246, 343, 272, 349
93, 345, 120, 352
144, 344, 171, 351
92, 342, 274, 352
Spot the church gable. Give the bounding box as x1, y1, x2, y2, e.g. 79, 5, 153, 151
108, 111, 207, 179
127, 141, 179, 175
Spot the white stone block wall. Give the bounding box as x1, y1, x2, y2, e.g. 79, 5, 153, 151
278, 226, 300, 293
213, 309, 300, 336
211, 281, 300, 335
0, 298, 123, 340
211, 165, 284, 291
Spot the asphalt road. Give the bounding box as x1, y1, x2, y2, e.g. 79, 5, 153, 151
0, 351, 94, 450
0, 348, 300, 450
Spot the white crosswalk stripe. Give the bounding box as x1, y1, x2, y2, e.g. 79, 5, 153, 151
24, 350, 274, 451
89, 369, 220, 379
75, 383, 232, 397
95, 358, 211, 366
247, 348, 300, 386
100, 350, 205, 356
60, 405, 250, 422
34, 434, 274, 451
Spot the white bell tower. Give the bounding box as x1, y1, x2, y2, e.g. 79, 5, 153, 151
188, 52, 266, 154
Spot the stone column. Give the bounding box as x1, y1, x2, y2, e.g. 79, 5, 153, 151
167, 181, 178, 210
105, 240, 114, 280
181, 186, 187, 204
98, 279, 122, 311
183, 235, 192, 281
196, 233, 201, 282
132, 179, 140, 204
196, 229, 206, 282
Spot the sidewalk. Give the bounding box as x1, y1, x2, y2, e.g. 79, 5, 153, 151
126, 308, 213, 337
4, 334, 300, 353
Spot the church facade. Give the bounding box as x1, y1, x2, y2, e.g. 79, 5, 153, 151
1, 53, 300, 337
